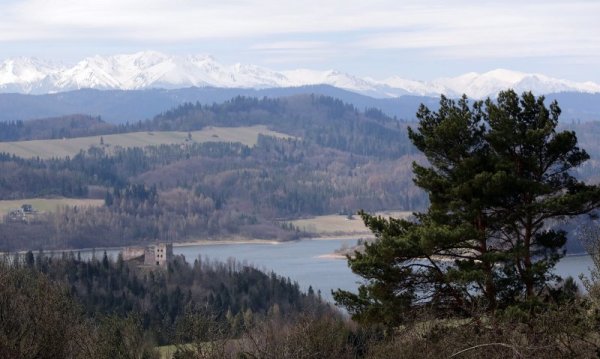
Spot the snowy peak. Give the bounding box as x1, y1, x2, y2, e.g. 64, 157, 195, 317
433, 69, 528, 98
436, 69, 570, 98
0, 58, 49, 83
0, 57, 62, 93
52, 52, 288, 90
0, 52, 599, 98
282, 69, 377, 92
378, 69, 600, 99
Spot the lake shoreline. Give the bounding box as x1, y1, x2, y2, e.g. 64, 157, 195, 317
3, 235, 589, 261
1, 234, 372, 256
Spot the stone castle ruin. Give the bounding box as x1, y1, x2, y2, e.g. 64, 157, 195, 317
122, 243, 173, 267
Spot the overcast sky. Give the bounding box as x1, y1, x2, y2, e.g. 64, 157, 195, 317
1, 0, 599, 82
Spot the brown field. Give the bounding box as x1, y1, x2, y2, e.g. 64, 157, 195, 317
0, 125, 293, 159
289, 210, 412, 236
0, 198, 104, 216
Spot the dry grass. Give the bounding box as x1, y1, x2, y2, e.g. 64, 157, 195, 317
0, 125, 293, 159
0, 198, 104, 216
156, 344, 181, 359
289, 211, 412, 236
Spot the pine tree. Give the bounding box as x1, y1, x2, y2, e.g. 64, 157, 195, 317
334, 90, 600, 328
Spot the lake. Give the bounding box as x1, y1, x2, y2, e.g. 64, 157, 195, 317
85, 238, 596, 303
177, 239, 360, 302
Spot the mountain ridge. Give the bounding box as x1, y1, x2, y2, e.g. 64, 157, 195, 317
0, 86, 599, 124
2, 51, 599, 99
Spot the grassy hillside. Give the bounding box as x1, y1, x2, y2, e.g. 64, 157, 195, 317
0, 125, 291, 159
289, 211, 412, 236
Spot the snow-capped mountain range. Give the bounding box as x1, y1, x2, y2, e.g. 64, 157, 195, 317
1, 51, 599, 99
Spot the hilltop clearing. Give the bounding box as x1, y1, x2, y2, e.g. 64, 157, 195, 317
0, 125, 291, 159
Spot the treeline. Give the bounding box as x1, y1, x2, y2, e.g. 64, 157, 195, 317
0, 188, 300, 251
0, 141, 251, 199
1, 95, 416, 159
1, 254, 356, 358
0, 115, 115, 142
11, 252, 327, 345
138, 136, 426, 216
145, 95, 416, 159
0, 155, 89, 199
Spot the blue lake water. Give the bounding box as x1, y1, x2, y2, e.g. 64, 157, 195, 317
177, 238, 361, 302
83, 238, 596, 303
555, 254, 595, 285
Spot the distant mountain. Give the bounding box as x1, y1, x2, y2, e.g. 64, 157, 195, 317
0, 57, 62, 94
1, 51, 599, 98
0, 86, 432, 123
389, 69, 600, 99
0, 86, 598, 124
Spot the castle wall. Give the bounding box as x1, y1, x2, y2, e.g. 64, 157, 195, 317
143, 248, 156, 266
122, 247, 145, 261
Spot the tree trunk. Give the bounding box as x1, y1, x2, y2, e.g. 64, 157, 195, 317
524, 217, 533, 298
477, 213, 496, 311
